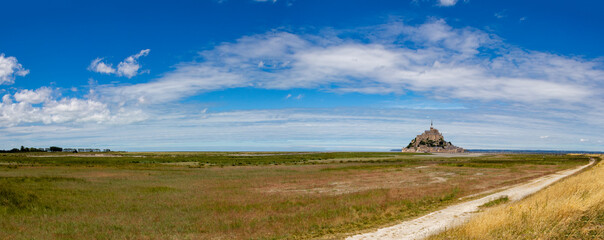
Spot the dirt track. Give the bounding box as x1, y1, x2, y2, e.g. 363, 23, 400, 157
347, 159, 596, 240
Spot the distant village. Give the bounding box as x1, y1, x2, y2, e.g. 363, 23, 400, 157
49, 147, 111, 153
0, 146, 110, 153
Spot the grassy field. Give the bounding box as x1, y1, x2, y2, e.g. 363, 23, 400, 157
0, 152, 427, 166
430, 154, 603, 240
0, 152, 591, 239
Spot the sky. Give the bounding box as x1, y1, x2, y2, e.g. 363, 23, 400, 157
1, 0, 603, 151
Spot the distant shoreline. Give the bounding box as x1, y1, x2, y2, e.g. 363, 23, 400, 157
466, 149, 604, 154
389, 149, 604, 154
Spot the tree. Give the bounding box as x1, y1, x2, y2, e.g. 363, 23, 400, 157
49, 146, 62, 152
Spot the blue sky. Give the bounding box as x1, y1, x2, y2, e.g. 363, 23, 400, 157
1, 0, 603, 151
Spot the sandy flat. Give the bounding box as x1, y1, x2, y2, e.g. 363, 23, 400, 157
347, 159, 595, 240
413, 153, 485, 158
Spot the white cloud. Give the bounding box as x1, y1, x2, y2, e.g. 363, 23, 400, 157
39, 98, 111, 124
117, 49, 150, 78
14, 87, 52, 104
88, 58, 116, 74
0, 54, 29, 84
494, 10, 507, 19
437, 0, 458, 7
540, 136, 549, 139
285, 93, 303, 100
88, 49, 150, 78
100, 20, 603, 108
101, 65, 245, 105
580, 138, 588, 142
0, 89, 146, 127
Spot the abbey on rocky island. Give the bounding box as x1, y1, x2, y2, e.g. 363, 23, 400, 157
402, 121, 465, 153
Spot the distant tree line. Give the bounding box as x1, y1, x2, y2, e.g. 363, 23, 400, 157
0, 146, 110, 153
0, 146, 63, 153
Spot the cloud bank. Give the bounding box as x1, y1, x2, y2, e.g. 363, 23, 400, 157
0, 87, 145, 127
102, 19, 603, 108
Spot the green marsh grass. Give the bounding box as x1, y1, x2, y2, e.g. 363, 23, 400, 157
0, 152, 590, 239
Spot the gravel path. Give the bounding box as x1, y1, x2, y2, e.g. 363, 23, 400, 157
347, 159, 595, 240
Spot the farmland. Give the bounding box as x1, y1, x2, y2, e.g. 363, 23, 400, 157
0, 152, 590, 239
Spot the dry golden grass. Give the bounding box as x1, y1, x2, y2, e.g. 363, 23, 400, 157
430, 155, 604, 240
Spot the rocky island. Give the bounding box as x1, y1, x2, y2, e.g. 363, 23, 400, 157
402, 122, 465, 153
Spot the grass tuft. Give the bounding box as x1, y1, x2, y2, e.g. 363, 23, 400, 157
0, 184, 39, 210
0, 176, 85, 183
480, 195, 509, 208
141, 186, 180, 193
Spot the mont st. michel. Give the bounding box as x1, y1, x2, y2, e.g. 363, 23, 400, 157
402, 122, 465, 153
